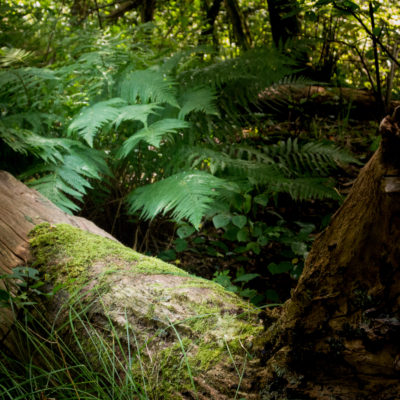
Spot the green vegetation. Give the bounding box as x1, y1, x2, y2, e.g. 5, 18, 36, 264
1, 0, 400, 397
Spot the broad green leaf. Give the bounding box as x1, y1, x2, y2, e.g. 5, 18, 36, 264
213, 214, 231, 229
174, 238, 188, 252
237, 228, 249, 242
268, 261, 293, 275
177, 225, 196, 239
232, 215, 247, 229
234, 273, 260, 283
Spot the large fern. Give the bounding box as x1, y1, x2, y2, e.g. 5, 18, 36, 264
0, 37, 358, 229
68, 98, 126, 146
127, 171, 232, 228
119, 70, 179, 107
117, 119, 190, 158
178, 87, 219, 120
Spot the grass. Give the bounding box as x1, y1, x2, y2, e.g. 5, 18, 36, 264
0, 301, 148, 400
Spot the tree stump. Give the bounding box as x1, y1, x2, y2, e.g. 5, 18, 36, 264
261, 107, 400, 399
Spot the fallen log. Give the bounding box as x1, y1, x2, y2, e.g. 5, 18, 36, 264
0, 171, 264, 399
259, 84, 400, 120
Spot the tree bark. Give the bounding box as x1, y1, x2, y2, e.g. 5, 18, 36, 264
224, 0, 252, 50
199, 0, 223, 48
266, 0, 300, 48
260, 107, 400, 399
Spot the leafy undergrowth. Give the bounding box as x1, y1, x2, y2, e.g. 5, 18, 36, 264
141, 117, 379, 306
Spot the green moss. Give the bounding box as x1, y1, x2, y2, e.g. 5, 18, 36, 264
28, 223, 190, 291
193, 342, 224, 370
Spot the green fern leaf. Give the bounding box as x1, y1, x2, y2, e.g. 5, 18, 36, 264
30, 173, 82, 214
127, 171, 230, 227
68, 98, 126, 146
0, 48, 32, 67
118, 119, 190, 158
114, 103, 161, 128
178, 87, 219, 120
274, 177, 341, 201
119, 70, 178, 107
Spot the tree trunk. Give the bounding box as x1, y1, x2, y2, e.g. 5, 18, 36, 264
260, 107, 400, 399
2, 107, 400, 398
266, 0, 300, 47
141, 0, 156, 23
224, 0, 252, 50
199, 0, 223, 48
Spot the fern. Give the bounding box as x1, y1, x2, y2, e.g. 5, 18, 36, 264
119, 70, 179, 107
114, 104, 162, 128
29, 173, 82, 213
117, 119, 190, 158
0, 47, 32, 67
263, 138, 360, 176
168, 138, 353, 203
68, 98, 126, 146
127, 171, 231, 228
22, 147, 109, 214
0, 126, 72, 163
178, 87, 219, 120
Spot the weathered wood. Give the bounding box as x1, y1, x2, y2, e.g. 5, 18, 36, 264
0, 171, 117, 345
260, 107, 400, 399
259, 84, 400, 120
0, 171, 264, 399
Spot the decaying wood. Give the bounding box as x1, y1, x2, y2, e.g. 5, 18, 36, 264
0, 171, 116, 346
259, 84, 400, 120
261, 107, 400, 399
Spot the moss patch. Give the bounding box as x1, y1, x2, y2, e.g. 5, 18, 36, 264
29, 223, 189, 291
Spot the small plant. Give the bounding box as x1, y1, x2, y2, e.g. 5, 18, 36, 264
0, 265, 57, 308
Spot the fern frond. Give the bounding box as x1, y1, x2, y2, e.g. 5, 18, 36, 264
178, 87, 219, 120
68, 98, 126, 146
119, 70, 178, 107
114, 103, 161, 128
270, 177, 340, 201
118, 119, 190, 158
30, 172, 82, 214
126, 171, 231, 227
0, 126, 72, 163
0, 48, 32, 67
17, 141, 109, 214
264, 138, 359, 176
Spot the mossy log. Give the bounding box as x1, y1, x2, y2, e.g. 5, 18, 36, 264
260, 108, 400, 399
0, 171, 264, 399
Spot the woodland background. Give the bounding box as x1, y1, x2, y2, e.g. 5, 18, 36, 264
1, 0, 400, 398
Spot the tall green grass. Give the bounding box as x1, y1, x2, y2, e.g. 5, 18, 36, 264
0, 301, 147, 400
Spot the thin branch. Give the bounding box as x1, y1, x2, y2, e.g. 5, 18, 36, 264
333, 1, 400, 68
